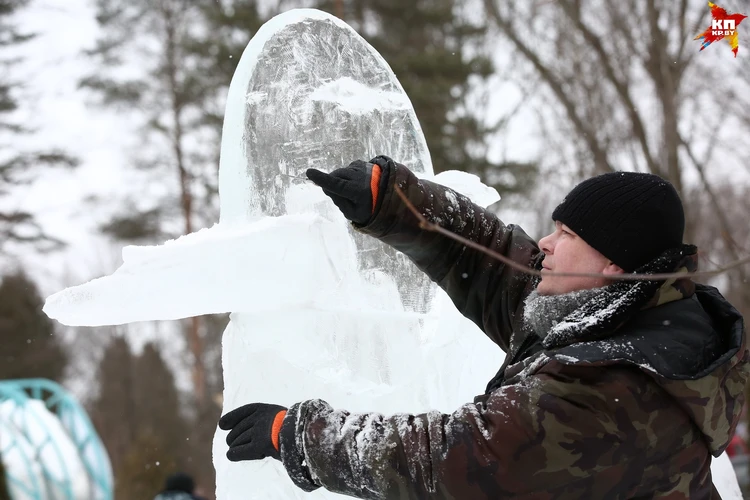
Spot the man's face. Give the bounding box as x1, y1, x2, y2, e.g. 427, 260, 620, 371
536, 222, 624, 295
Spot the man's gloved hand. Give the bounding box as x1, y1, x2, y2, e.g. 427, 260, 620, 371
219, 403, 287, 461
306, 155, 393, 225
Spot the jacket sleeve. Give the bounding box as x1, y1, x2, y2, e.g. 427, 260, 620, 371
278, 362, 642, 499
356, 161, 542, 352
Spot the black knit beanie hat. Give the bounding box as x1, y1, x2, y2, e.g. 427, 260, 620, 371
551, 171, 685, 272
165, 472, 194, 493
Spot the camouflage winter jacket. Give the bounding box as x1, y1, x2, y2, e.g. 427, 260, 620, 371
278, 162, 750, 499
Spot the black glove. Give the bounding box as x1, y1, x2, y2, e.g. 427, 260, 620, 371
306, 156, 392, 225
219, 403, 287, 461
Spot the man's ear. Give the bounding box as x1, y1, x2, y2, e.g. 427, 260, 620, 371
602, 262, 625, 276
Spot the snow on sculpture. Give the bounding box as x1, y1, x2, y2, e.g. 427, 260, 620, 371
43, 9, 744, 500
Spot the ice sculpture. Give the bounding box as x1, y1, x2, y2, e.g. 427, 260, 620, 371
43, 8, 743, 500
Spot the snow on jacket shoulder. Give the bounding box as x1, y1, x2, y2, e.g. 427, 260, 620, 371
278, 161, 749, 499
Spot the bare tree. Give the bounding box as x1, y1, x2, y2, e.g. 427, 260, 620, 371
483, 0, 749, 290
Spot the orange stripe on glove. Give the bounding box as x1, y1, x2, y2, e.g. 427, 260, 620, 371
271, 409, 287, 453
370, 163, 382, 215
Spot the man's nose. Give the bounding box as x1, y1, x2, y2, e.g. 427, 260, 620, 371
539, 234, 554, 254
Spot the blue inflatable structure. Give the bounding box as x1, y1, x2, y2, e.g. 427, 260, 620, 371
0, 379, 113, 499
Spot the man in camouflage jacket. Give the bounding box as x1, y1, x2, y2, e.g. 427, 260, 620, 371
219, 156, 749, 499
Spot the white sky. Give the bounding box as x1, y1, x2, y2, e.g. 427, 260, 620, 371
5, 0, 166, 309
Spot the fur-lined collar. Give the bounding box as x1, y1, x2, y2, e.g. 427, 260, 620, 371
532, 244, 698, 350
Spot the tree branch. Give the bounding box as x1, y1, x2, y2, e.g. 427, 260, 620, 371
484, 0, 613, 173
394, 185, 750, 282
558, 0, 660, 176
645, 0, 683, 193
674, 0, 690, 64
681, 137, 745, 261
